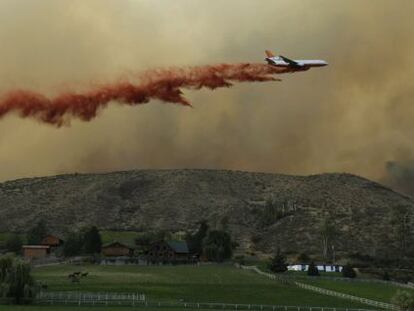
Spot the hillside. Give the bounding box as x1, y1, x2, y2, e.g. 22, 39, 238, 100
0, 169, 412, 259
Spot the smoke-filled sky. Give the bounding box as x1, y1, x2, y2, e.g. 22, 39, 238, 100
0, 0, 414, 193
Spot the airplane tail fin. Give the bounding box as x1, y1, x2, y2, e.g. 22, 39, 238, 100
265, 50, 275, 58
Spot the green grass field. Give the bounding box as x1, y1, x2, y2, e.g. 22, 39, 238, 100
284, 271, 343, 278
0, 232, 26, 244
100, 231, 140, 246
302, 278, 414, 303
0, 306, 203, 311
31, 264, 371, 308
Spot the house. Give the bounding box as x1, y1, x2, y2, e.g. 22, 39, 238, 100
41, 235, 64, 248
22, 245, 50, 259
101, 241, 134, 257
147, 240, 190, 264
287, 263, 343, 273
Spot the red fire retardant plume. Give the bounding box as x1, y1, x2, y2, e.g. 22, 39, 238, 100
0, 63, 296, 127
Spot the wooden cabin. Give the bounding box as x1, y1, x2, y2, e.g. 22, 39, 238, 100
101, 242, 133, 257
22, 245, 50, 259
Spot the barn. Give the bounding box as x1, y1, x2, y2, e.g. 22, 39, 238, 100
147, 240, 190, 264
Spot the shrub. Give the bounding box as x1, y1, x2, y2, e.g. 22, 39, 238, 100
342, 263, 356, 278
234, 255, 245, 265
391, 290, 414, 311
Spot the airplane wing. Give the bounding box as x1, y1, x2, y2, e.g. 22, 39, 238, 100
279, 55, 301, 67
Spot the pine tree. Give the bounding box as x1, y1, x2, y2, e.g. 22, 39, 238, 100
83, 226, 102, 254
268, 249, 288, 273
307, 261, 320, 276
27, 220, 47, 245
187, 221, 209, 256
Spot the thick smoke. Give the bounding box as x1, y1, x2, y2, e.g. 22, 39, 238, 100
384, 162, 414, 196
0, 0, 414, 185
0, 64, 295, 126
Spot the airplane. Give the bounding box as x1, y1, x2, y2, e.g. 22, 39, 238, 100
265, 50, 328, 70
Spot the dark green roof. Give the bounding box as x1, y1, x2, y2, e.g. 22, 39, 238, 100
166, 240, 189, 254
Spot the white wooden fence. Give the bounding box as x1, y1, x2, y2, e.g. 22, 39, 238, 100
37, 291, 145, 306
236, 264, 414, 290
35, 292, 378, 311
289, 275, 413, 290
238, 265, 398, 311
294, 282, 398, 311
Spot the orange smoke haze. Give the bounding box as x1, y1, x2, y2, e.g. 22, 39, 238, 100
1, 0, 413, 187
0, 63, 295, 126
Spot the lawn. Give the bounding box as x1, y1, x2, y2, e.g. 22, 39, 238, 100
284, 271, 343, 278
31, 264, 371, 308
0, 232, 26, 244
100, 231, 140, 246
302, 278, 414, 303
0, 306, 207, 311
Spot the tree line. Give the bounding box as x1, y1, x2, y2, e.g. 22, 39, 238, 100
268, 249, 357, 278
133, 221, 234, 262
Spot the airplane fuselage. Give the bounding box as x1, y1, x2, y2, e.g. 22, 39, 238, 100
265, 57, 328, 68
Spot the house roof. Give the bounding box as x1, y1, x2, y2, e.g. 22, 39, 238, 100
22, 245, 50, 249
42, 234, 63, 240
288, 263, 342, 266
102, 241, 134, 249
166, 240, 189, 254
41, 235, 64, 244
